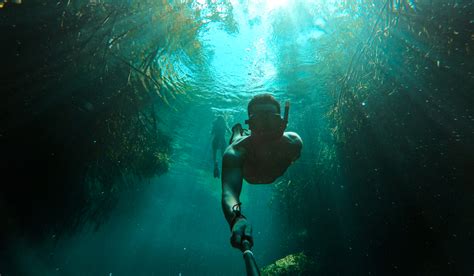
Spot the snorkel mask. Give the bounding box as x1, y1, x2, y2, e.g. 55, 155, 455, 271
245, 101, 290, 141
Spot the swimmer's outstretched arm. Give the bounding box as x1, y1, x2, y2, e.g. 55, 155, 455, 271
221, 149, 243, 226
221, 148, 253, 250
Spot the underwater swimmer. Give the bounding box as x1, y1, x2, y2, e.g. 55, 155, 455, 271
221, 93, 303, 251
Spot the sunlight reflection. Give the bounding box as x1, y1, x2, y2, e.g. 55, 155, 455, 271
264, 0, 289, 11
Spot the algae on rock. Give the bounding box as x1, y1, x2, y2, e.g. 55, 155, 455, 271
261, 252, 317, 276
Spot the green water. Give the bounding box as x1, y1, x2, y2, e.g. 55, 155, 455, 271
1, 0, 473, 275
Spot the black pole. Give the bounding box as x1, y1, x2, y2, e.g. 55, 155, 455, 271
242, 240, 261, 276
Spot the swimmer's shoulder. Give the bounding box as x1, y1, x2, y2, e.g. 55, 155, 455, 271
223, 136, 250, 167
228, 134, 251, 150
284, 132, 303, 146
283, 132, 303, 160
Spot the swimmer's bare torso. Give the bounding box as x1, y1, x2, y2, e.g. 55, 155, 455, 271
225, 125, 302, 184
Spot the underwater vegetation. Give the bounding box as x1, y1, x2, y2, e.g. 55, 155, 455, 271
0, 0, 237, 245
271, 0, 473, 275
261, 252, 317, 276
0, 0, 22, 9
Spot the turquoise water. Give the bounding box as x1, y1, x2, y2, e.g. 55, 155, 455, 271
1, 0, 473, 275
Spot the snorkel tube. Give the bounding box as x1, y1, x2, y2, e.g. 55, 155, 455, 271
283, 100, 290, 126
274, 100, 290, 138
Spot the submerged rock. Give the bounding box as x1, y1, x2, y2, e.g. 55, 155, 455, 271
261, 252, 317, 276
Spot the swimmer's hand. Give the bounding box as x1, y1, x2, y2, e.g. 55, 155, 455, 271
230, 217, 253, 251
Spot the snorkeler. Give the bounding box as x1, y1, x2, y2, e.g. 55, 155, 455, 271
211, 115, 231, 178
221, 93, 303, 251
